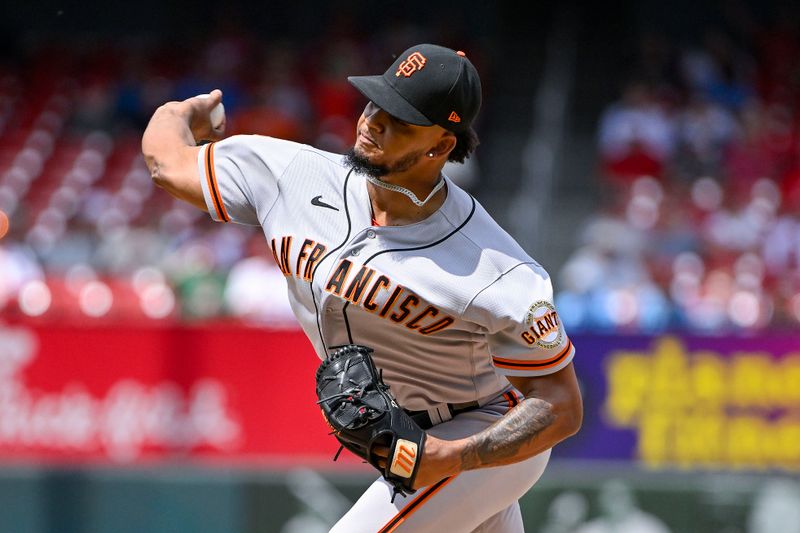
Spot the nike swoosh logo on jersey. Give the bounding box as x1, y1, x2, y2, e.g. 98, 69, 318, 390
311, 195, 339, 211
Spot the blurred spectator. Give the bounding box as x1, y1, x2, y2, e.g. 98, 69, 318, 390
748, 478, 800, 533
598, 82, 674, 183
557, 179, 672, 332
173, 35, 247, 114
310, 39, 363, 150
725, 103, 783, 199
0, 243, 43, 311
540, 491, 590, 533
763, 213, 800, 276
681, 30, 755, 112
670, 92, 738, 182
224, 237, 297, 326
232, 46, 311, 141
575, 479, 672, 533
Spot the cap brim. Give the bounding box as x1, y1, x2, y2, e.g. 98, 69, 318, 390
348, 75, 434, 126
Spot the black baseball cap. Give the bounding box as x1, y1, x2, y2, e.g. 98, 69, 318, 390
348, 44, 482, 133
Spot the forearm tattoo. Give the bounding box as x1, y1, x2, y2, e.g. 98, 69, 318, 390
461, 398, 556, 469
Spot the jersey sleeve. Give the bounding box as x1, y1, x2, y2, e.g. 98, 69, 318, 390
465, 262, 575, 377
197, 135, 303, 225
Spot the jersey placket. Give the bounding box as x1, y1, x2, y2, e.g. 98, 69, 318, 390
314, 226, 382, 348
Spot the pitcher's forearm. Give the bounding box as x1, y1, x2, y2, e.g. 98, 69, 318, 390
141, 102, 206, 210
458, 398, 561, 469
142, 103, 196, 171
412, 396, 578, 488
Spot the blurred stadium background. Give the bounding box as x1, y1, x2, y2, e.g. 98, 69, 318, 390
1, 0, 799, 531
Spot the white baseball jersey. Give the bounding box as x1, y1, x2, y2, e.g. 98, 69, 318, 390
197, 134, 575, 531
198, 134, 574, 410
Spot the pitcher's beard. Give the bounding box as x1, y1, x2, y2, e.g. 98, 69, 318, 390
344, 147, 424, 179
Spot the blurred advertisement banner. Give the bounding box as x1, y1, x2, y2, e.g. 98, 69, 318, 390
557, 334, 800, 472
1, 324, 798, 471
0, 322, 333, 463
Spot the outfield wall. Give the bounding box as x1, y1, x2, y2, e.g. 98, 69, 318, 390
0, 322, 797, 531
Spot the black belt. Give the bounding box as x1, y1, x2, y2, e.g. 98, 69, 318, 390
405, 401, 481, 430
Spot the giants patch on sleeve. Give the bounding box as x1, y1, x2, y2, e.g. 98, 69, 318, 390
520, 300, 562, 349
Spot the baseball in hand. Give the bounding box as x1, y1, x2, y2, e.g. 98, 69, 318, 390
195, 94, 225, 129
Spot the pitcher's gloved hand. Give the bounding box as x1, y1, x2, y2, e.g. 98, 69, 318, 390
316, 344, 427, 501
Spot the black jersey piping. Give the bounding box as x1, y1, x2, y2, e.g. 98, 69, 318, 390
340, 195, 477, 343
309, 168, 354, 355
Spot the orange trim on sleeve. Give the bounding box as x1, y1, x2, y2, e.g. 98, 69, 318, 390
378, 476, 457, 533
204, 142, 230, 222
503, 392, 513, 409
502, 391, 519, 409
492, 339, 574, 371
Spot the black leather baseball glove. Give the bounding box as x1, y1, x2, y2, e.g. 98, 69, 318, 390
315, 344, 427, 501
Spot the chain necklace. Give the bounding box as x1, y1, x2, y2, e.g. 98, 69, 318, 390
365, 174, 446, 207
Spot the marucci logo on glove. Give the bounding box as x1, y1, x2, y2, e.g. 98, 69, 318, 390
390, 439, 418, 478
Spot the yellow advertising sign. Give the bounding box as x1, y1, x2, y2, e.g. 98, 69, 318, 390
604, 337, 800, 470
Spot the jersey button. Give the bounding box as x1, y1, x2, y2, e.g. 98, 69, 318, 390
367, 230, 376, 239
351, 249, 360, 256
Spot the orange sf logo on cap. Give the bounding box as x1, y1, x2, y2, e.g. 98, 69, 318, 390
396, 52, 427, 78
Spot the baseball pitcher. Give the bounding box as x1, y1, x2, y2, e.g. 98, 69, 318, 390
142, 43, 583, 532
